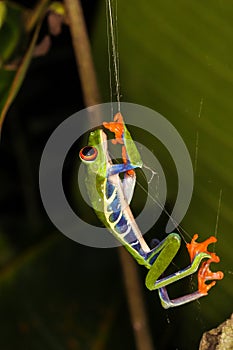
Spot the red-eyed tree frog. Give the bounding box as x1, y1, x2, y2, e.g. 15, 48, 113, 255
79, 112, 224, 308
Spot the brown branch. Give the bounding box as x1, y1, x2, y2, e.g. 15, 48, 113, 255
64, 0, 101, 108
25, 0, 51, 32
63, 0, 155, 349
119, 248, 155, 350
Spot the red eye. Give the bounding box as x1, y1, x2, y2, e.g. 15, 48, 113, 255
79, 146, 98, 161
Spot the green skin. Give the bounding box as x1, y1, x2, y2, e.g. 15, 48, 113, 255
80, 124, 212, 308
0, 2, 26, 68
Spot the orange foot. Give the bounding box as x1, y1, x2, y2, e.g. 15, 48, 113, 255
103, 113, 134, 176
186, 234, 224, 295
103, 112, 124, 145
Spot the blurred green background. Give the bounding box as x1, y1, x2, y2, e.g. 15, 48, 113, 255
0, 0, 232, 349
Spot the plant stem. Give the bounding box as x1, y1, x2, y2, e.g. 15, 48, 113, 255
25, 0, 51, 32
64, 0, 101, 108
119, 247, 155, 350
64, 1, 155, 349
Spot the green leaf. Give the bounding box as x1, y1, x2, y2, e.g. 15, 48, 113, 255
0, 2, 26, 67
92, 1, 233, 348
0, 0, 51, 131
0, 2, 7, 29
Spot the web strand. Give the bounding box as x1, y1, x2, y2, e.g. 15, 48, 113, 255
105, 1, 113, 117
214, 189, 223, 251
194, 98, 203, 173
106, 0, 121, 113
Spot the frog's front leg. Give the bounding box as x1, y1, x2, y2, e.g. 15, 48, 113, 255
107, 162, 137, 177
145, 234, 224, 308
121, 170, 136, 205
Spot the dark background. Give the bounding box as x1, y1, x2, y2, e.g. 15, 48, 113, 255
0, 1, 232, 349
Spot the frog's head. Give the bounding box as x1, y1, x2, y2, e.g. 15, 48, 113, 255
79, 128, 109, 178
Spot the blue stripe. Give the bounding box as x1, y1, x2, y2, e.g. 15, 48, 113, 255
106, 181, 115, 199
109, 211, 121, 223
114, 215, 128, 234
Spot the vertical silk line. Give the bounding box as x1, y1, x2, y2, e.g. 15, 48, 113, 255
106, 0, 121, 113
198, 97, 203, 119
214, 189, 223, 250
194, 131, 199, 173
194, 98, 203, 173
115, 0, 120, 102
105, 1, 113, 117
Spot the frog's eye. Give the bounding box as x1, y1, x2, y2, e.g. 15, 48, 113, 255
79, 146, 98, 162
